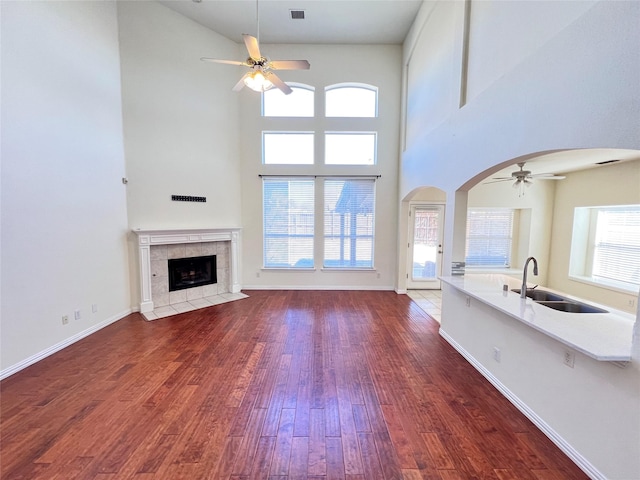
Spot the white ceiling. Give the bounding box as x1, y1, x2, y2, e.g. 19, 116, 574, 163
159, 0, 424, 45
494, 149, 640, 178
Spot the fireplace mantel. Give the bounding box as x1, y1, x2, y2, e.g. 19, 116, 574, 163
134, 228, 241, 313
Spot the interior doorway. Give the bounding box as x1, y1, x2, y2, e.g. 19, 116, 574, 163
407, 204, 444, 289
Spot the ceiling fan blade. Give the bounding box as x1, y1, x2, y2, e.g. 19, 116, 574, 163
201, 58, 248, 66
243, 34, 262, 61
529, 173, 567, 180
484, 178, 513, 184
267, 72, 293, 95
232, 73, 250, 92
269, 59, 311, 70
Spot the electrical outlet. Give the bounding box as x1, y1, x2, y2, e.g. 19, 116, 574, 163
493, 347, 501, 363
376, 272, 381, 279
74, 309, 81, 320
62, 315, 69, 325
465, 296, 471, 307
256, 271, 260, 278
563, 350, 575, 368
629, 299, 636, 308
92, 304, 98, 313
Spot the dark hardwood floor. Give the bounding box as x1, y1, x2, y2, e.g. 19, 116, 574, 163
1, 290, 587, 479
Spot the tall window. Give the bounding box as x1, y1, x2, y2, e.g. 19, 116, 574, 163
324, 179, 375, 268
263, 179, 314, 268
570, 205, 640, 291
465, 208, 514, 268
261, 82, 379, 270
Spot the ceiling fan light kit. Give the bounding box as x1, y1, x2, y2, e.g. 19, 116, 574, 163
244, 70, 273, 92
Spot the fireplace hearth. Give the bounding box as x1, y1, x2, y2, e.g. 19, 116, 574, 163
168, 255, 217, 292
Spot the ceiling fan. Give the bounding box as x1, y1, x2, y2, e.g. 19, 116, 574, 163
200, 1, 310, 95
486, 162, 566, 190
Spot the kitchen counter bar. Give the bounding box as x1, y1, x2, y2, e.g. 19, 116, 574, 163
440, 274, 634, 362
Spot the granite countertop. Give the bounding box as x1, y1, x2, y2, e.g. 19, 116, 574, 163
440, 274, 635, 362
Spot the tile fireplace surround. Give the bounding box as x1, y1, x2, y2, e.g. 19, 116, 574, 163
134, 228, 243, 320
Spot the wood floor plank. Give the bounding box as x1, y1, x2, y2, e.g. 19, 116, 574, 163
1, 291, 588, 480
289, 436, 310, 480
270, 408, 297, 476
308, 408, 327, 476
325, 436, 346, 480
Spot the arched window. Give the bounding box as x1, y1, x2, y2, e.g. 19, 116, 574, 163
325, 83, 378, 117
262, 83, 314, 117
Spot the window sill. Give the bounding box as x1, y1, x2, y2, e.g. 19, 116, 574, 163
262, 267, 316, 272
568, 275, 639, 295
321, 267, 376, 272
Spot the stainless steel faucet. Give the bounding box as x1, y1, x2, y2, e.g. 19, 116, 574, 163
521, 257, 538, 298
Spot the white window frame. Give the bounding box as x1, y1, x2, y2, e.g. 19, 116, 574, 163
465, 208, 515, 268
325, 83, 378, 117
263, 178, 315, 269
260, 82, 381, 271
323, 178, 376, 270
324, 131, 377, 165
262, 132, 314, 165
569, 205, 640, 293
262, 83, 315, 117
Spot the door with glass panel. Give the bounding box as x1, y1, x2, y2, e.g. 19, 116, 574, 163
408, 205, 444, 289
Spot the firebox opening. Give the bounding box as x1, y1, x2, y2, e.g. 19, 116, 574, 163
168, 255, 217, 292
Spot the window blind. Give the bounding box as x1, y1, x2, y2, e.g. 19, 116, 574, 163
593, 206, 640, 286
465, 208, 514, 267
263, 179, 315, 268
323, 179, 375, 268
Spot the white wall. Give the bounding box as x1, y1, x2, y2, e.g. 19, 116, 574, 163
466, 0, 598, 102
405, 1, 458, 145
117, 1, 244, 307
1, 1, 131, 376
238, 44, 402, 290
118, 1, 243, 231
400, 0, 640, 281
546, 160, 640, 312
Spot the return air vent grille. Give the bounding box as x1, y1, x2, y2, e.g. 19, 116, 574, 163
290, 9, 305, 20
172, 195, 206, 203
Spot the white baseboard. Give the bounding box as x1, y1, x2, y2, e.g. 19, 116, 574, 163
0, 308, 132, 381
438, 329, 604, 480
241, 284, 395, 291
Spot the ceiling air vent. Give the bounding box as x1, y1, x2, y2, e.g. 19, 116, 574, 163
595, 159, 621, 165
290, 10, 305, 20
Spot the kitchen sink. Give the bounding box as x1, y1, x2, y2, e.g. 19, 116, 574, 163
511, 288, 565, 302
535, 301, 608, 314
511, 288, 608, 314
